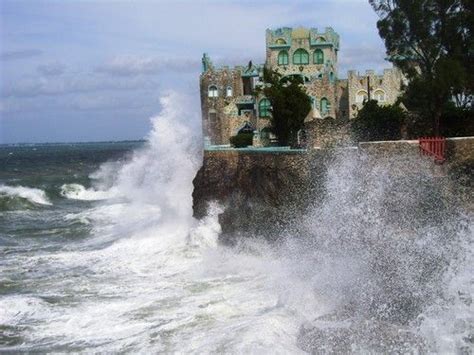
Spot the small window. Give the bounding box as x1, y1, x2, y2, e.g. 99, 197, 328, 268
259, 98, 271, 118
320, 98, 329, 114
313, 49, 324, 64
293, 48, 309, 65
208, 112, 217, 122
226, 86, 233, 97
208, 85, 218, 98
356, 90, 368, 103
374, 89, 386, 102
329, 72, 335, 82
277, 50, 289, 65
275, 38, 287, 45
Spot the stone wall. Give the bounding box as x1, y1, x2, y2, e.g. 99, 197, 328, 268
193, 137, 474, 241
347, 69, 404, 118
200, 67, 246, 145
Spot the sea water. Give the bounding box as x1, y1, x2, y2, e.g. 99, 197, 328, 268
0, 93, 472, 353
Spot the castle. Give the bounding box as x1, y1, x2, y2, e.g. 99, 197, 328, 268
200, 26, 404, 147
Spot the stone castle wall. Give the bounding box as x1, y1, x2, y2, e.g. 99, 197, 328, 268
200, 26, 404, 146
347, 69, 404, 118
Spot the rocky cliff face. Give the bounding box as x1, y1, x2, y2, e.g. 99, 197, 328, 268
192, 150, 330, 242
192, 139, 473, 243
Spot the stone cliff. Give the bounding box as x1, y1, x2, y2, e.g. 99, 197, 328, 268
192, 149, 332, 242
192, 138, 473, 243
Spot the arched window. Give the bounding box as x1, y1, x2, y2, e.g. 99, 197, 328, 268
374, 89, 386, 102
226, 86, 233, 97
356, 90, 368, 103
320, 98, 329, 114
329, 72, 335, 82
314, 49, 324, 64
277, 50, 289, 65
293, 48, 309, 65
208, 85, 218, 98
259, 98, 271, 118
275, 38, 287, 45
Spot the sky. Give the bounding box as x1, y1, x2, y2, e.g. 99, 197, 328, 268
0, 0, 391, 143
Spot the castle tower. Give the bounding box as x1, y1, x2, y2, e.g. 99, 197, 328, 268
264, 27, 340, 119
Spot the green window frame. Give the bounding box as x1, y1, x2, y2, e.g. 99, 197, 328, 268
277, 50, 289, 65
329, 72, 335, 82
320, 98, 329, 114
259, 98, 271, 118
314, 49, 324, 64
293, 48, 309, 65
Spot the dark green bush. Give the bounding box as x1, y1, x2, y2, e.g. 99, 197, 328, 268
441, 105, 474, 138
230, 133, 253, 148
351, 100, 405, 141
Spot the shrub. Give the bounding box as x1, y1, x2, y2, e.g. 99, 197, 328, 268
351, 100, 405, 141
441, 105, 474, 138
230, 133, 253, 148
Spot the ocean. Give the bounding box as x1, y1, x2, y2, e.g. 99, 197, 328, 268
0, 94, 472, 353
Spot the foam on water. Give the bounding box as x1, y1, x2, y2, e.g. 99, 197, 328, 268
1, 92, 472, 352
0, 92, 317, 352
60, 183, 115, 201
0, 184, 52, 206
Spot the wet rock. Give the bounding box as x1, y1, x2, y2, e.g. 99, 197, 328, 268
298, 315, 427, 354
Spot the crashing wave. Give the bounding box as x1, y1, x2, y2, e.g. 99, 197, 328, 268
0, 184, 52, 206
60, 183, 115, 201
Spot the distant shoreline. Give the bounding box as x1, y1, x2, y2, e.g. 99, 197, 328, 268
0, 139, 146, 147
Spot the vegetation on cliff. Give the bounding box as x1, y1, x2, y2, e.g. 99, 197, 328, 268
230, 133, 253, 148
351, 100, 405, 141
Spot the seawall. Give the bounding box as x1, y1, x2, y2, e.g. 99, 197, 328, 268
192, 138, 474, 241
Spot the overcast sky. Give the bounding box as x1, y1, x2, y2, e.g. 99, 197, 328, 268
0, 0, 390, 143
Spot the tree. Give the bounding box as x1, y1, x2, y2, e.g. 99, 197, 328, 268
256, 68, 312, 146
369, 0, 473, 135
351, 100, 405, 142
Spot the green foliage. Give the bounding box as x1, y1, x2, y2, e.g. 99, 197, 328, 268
370, 0, 473, 135
351, 100, 405, 141
255, 68, 312, 146
441, 105, 474, 137
230, 133, 253, 148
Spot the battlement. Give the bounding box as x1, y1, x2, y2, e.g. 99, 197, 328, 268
200, 26, 402, 145
266, 26, 339, 50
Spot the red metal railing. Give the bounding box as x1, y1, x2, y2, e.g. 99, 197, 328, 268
419, 137, 446, 163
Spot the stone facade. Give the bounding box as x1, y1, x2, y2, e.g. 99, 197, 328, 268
200, 26, 404, 147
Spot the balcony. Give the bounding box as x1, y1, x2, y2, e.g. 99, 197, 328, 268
236, 95, 255, 105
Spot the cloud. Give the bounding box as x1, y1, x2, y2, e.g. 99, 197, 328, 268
339, 44, 389, 74
0, 49, 43, 61
2, 73, 159, 98
96, 55, 200, 77
37, 62, 66, 76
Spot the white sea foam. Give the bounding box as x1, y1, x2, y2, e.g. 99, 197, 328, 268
60, 183, 116, 201
0, 92, 319, 352
1, 92, 471, 353
0, 184, 52, 205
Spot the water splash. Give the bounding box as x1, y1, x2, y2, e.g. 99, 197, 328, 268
0, 184, 52, 206
1, 92, 471, 353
